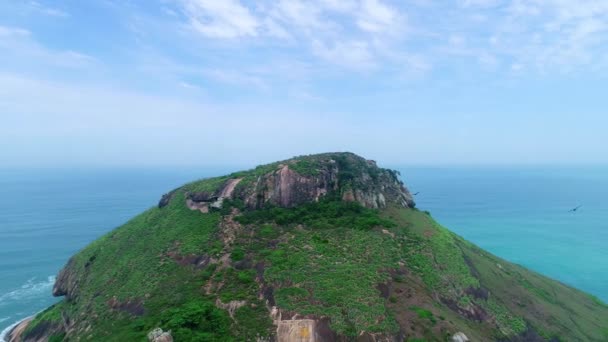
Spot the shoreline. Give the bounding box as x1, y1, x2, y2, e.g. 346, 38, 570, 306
0, 316, 33, 342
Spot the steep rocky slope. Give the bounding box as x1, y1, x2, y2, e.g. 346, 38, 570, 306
9, 153, 608, 341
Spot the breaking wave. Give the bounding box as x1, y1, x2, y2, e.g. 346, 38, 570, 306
0, 276, 55, 341
0, 276, 55, 307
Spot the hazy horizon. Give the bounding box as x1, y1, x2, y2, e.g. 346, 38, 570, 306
3, 158, 608, 171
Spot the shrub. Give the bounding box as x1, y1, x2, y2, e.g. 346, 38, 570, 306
161, 301, 231, 340
231, 247, 245, 261
410, 306, 436, 324
236, 199, 394, 231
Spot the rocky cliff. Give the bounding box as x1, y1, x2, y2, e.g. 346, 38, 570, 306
15, 153, 608, 342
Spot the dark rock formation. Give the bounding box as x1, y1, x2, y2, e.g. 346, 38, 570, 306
187, 191, 218, 203
52, 258, 80, 300
158, 190, 176, 208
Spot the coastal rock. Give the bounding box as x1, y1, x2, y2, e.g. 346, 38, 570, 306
158, 190, 176, 208
52, 258, 80, 300
5, 318, 33, 342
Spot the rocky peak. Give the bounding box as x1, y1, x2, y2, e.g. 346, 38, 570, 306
164, 152, 415, 211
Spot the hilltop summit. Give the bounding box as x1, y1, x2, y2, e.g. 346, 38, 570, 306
159, 152, 415, 213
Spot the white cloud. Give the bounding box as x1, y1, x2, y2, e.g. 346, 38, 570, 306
262, 17, 292, 39
499, 0, 608, 70
27, 1, 69, 17
317, 0, 358, 13
421, 0, 608, 72
171, 0, 407, 71
357, 0, 400, 34
182, 0, 259, 38
270, 0, 330, 32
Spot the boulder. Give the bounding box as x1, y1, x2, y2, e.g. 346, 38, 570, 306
148, 328, 173, 342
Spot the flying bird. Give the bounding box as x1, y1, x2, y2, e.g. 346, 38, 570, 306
413, 192, 420, 196
568, 205, 582, 212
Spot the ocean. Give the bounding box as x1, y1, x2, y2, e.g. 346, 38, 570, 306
1, 166, 607, 336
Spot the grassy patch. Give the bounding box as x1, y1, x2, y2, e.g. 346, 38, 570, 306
485, 298, 527, 336
289, 158, 321, 176
410, 306, 436, 324
181, 175, 230, 194
262, 227, 401, 336
394, 209, 479, 297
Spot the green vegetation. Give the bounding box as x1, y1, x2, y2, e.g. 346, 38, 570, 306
181, 175, 231, 194
24, 302, 64, 336
393, 208, 479, 295
410, 306, 436, 324
231, 247, 245, 261
261, 227, 401, 335
159, 301, 231, 341
485, 297, 526, 335
236, 197, 395, 230
289, 158, 321, 176
48, 334, 66, 342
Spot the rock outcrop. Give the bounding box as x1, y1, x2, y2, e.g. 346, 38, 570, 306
52, 258, 79, 300
452, 332, 469, 342
170, 153, 415, 213
270, 307, 403, 342
236, 154, 415, 209
5, 318, 33, 342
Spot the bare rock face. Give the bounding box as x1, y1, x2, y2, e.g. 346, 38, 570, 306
215, 298, 247, 319
270, 307, 334, 342
234, 153, 415, 210
269, 307, 403, 342
240, 164, 338, 209
159, 153, 415, 213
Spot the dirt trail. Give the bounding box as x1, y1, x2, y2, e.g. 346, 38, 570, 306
219, 178, 242, 198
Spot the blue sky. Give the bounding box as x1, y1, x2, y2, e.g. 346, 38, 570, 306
1, 0, 607, 167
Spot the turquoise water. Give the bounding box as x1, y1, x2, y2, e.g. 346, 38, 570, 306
402, 166, 608, 304
1, 166, 607, 335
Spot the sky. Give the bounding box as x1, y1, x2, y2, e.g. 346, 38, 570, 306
0, 0, 607, 167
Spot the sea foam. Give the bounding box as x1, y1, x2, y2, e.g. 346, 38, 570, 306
0, 276, 55, 341
0, 318, 22, 342
0, 276, 55, 307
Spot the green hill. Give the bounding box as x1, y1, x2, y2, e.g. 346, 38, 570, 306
10, 153, 608, 341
